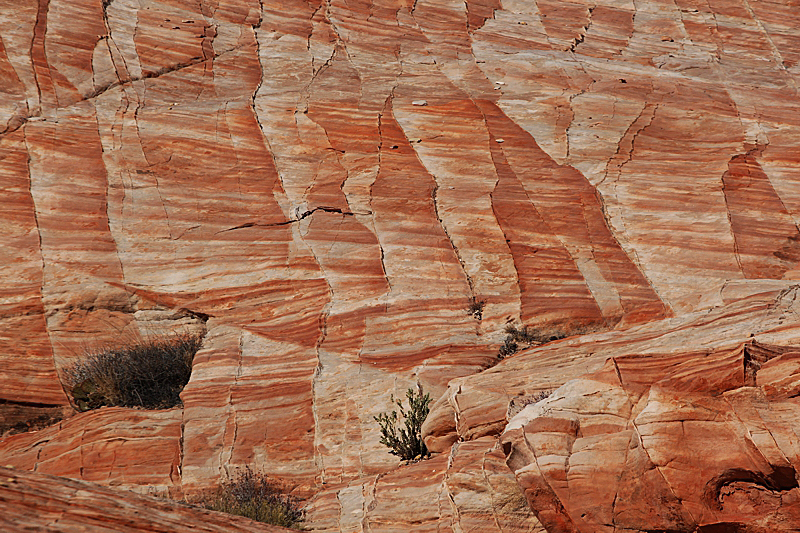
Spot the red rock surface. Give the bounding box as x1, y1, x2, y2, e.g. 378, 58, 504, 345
0, 0, 799, 530
0, 466, 293, 532
501, 341, 800, 532
304, 437, 544, 532
423, 283, 800, 450
0, 407, 183, 497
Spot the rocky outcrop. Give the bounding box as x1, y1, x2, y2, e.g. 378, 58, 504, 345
501, 340, 800, 532
1, 0, 800, 530
303, 437, 544, 533
423, 283, 800, 451
0, 466, 292, 532
0, 407, 183, 497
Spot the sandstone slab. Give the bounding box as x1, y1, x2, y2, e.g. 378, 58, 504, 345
501, 341, 800, 532
0, 0, 800, 530
0, 465, 293, 533
303, 437, 544, 533
424, 283, 800, 450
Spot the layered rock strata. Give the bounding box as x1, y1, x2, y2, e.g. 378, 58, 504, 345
502, 341, 800, 532
304, 437, 544, 532
0, 466, 292, 533
0, 0, 799, 530
423, 283, 800, 451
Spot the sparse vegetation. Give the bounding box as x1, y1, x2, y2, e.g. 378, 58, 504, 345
498, 335, 520, 358
374, 387, 432, 461
64, 333, 202, 411
468, 297, 486, 320
5, 412, 64, 435
196, 467, 303, 528
0, 404, 70, 437
507, 390, 553, 419
498, 323, 598, 358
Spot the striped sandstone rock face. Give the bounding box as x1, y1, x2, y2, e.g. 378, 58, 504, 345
0, 0, 799, 531
0, 466, 293, 533
502, 339, 800, 532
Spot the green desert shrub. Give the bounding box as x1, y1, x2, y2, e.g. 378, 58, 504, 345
374, 387, 432, 461
197, 467, 303, 528
64, 333, 202, 411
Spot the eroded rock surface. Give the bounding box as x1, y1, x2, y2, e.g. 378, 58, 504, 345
303, 437, 544, 533
0, 466, 293, 533
501, 341, 800, 532
423, 283, 800, 451
1, 0, 800, 530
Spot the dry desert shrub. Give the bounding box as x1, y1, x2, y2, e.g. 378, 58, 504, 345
498, 321, 607, 358
468, 297, 486, 320
0, 404, 72, 437
64, 333, 202, 411
507, 390, 553, 419
195, 467, 303, 528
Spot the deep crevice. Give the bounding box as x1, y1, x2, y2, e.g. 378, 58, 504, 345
214, 206, 362, 234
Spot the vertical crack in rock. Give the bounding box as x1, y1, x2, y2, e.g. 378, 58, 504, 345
479, 446, 504, 532
250, 12, 292, 217
30, 0, 51, 115
177, 411, 186, 484
565, 84, 590, 162
301, 20, 337, 112
178, 328, 208, 485
484, 132, 541, 323
722, 150, 800, 279
216, 333, 242, 480
629, 412, 698, 527
451, 384, 464, 446
98, 110, 127, 282
227, 336, 243, 478
100, 0, 127, 87
721, 161, 747, 278
739, 0, 799, 94
431, 182, 478, 303
524, 432, 574, 531
152, 175, 174, 240
364, 473, 382, 531
310, 244, 334, 485
307, 2, 325, 55
374, 94, 396, 301
596, 99, 667, 303
442, 442, 463, 530
606, 359, 637, 531
78, 427, 86, 478
600, 100, 658, 188
474, 104, 520, 308
568, 5, 595, 53
22, 124, 63, 396
333, 480, 345, 531
250, 3, 264, 123
87, 11, 129, 285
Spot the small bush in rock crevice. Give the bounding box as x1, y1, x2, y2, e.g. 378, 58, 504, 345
498, 322, 605, 358
375, 387, 432, 461
195, 467, 303, 528
468, 297, 486, 320
64, 333, 202, 411
507, 390, 553, 419
0, 404, 71, 437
